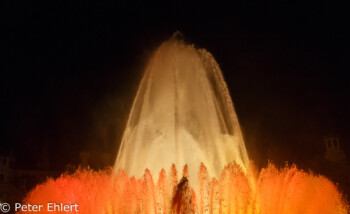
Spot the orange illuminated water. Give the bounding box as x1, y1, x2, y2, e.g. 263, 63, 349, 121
21, 163, 348, 213
20, 36, 349, 213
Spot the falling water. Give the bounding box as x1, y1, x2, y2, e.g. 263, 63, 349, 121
114, 36, 250, 190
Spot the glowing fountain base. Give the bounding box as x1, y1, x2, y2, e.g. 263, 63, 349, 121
20, 163, 348, 214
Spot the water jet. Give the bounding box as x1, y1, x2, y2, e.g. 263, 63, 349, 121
114, 37, 250, 190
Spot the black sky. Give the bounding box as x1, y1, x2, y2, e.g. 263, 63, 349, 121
1, 1, 349, 169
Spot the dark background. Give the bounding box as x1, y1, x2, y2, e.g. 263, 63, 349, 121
1, 1, 349, 171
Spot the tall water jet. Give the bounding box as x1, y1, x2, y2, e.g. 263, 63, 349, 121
114, 35, 250, 189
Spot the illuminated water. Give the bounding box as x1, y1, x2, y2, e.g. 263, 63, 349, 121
21, 37, 349, 213
114, 37, 250, 190
22, 164, 348, 213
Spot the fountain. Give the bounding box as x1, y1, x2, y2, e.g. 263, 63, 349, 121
114, 35, 250, 190
19, 36, 348, 213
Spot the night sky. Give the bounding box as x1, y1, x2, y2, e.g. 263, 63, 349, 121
2, 1, 349, 170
